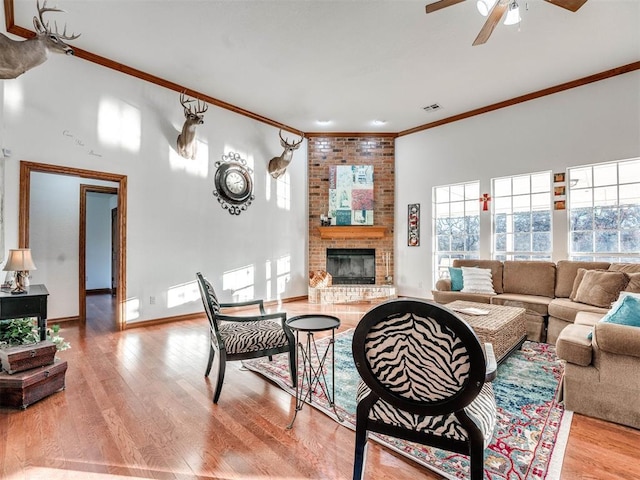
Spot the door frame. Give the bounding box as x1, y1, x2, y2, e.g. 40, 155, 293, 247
19, 161, 127, 331
80, 184, 119, 318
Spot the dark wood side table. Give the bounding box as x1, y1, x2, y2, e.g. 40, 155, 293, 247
0, 284, 49, 341
285, 314, 343, 429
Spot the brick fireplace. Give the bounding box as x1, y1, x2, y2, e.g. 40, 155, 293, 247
307, 135, 395, 302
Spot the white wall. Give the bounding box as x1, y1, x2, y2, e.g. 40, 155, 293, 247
86, 191, 115, 290
1, 46, 309, 324
395, 71, 640, 298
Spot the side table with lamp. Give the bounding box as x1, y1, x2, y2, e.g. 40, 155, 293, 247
1, 248, 49, 340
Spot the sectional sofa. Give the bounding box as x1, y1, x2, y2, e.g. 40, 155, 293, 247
432, 259, 640, 344
433, 259, 640, 428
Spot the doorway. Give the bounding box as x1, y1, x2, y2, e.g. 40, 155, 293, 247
18, 161, 127, 331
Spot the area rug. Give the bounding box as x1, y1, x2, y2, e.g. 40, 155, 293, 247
243, 330, 572, 480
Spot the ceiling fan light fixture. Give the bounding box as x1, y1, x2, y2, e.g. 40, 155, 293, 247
476, 0, 497, 16
503, 0, 521, 25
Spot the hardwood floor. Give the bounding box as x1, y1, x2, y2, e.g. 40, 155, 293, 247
1, 296, 638, 479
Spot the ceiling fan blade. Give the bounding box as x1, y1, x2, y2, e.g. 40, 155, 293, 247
544, 0, 588, 12
425, 0, 466, 14
472, 0, 509, 46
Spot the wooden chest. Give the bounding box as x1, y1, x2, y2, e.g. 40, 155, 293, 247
0, 359, 67, 409
0, 340, 57, 374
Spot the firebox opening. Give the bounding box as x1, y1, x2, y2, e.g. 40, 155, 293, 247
326, 248, 375, 285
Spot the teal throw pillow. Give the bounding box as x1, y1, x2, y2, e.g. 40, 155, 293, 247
600, 294, 640, 328
449, 267, 464, 291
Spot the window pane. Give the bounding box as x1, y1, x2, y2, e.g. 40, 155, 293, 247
570, 188, 592, 208
494, 197, 511, 213
435, 203, 450, 218
532, 211, 551, 232
495, 233, 507, 251
594, 163, 618, 187
435, 187, 449, 203
514, 233, 531, 251
621, 230, 640, 252
533, 233, 551, 252
513, 212, 531, 233
465, 183, 480, 199
570, 167, 592, 189
531, 173, 549, 193
494, 213, 507, 234
572, 232, 593, 252
494, 178, 511, 197
620, 184, 640, 204
620, 205, 640, 229
513, 176, 530, 195
594, 186, 617, 206
595, 231, 618, 252
570, 208, 593, 231
619, 160, 640, 184
450, 185, 465, 202
436, 218, 450, 235
594, 207, 618, 230
437, 235, 450, 251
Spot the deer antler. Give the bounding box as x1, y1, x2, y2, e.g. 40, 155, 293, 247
180, 92, 208, 116
279, 129, 304, 148
37, 0, 80, 40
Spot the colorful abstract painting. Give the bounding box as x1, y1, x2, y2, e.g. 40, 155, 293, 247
328, 165, 374, 225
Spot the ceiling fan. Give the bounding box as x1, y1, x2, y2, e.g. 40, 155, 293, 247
425, 0, 588, 46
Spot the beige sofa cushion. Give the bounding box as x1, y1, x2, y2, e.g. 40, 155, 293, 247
453, 259, 503, 294
609, 263, 640, 274
555, 260, 611, 298
624, 272, 640, 293
574, 270, 629, 308
556, 324, 593, 366
503, 261, 556, 298
548, 297, 609, 323
431, 290, 493, 305
574, 311, 604, 327
491, 293, 552, 316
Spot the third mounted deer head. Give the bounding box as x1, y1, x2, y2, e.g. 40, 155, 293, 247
0, 0, 81, 79
268, 130, 304, 179
176, 92, 208, 160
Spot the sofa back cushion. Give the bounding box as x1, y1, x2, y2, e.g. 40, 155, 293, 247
555, 260, 611, 298
625, 273, 640, 293
609, 263, 640, 274
452, 259, 503, 294
574, 270, 629, 308
503, 261, 556, 298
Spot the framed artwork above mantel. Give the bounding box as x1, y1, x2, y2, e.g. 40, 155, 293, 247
328, 165, 374, 225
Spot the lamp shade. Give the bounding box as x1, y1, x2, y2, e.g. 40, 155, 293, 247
503, 1, 521, 25
3, 249, 37, 271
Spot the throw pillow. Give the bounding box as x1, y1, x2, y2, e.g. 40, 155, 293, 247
448, 267, 464, 291
569, 268, 588, 301
574, 270, 630, 308
600, 294, 640, 328
460, 267, 496, 295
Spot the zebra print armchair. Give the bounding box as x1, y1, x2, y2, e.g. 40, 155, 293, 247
196, 272, 296, 403
351, 298, 497, 480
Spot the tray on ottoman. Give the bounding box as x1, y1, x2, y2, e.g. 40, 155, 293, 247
0, 340, 56, 374
0, 358, 67, 409
447, 300, 527, 364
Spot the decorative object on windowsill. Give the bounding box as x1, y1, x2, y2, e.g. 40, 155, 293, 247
2, 248, 37, 294
268, 130, 304, 179
408, 203, 420, 246
213, 152, 255, 215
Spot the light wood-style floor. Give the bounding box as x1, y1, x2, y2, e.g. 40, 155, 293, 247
1, 295, 638, 479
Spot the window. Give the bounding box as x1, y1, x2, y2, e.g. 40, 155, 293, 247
433, 182, 480, 282
493, 172, 552, 261
568, 159, 640, 262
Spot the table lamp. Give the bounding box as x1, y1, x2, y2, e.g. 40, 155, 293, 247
3, 248, 37, 294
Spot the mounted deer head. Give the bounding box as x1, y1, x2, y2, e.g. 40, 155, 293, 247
176, 92, 208, 160
0, 0, 80, 79
268, 130, 304, 179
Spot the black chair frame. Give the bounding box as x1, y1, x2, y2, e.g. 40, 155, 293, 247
352, 298, 496, 480
196, 272, 297, 403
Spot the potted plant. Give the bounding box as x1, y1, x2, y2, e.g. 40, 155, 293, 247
0, 318, 70, 351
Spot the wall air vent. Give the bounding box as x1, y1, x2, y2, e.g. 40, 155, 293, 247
423, 103, 441, 112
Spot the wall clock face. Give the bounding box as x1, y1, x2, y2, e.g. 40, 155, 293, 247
213, 152, 255, 215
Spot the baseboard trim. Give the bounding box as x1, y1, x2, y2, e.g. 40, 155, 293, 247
125, 312, 205, 329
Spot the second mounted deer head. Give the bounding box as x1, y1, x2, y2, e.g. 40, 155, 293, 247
268, 130, 304, 179
0, 0, 81, 79
176, 92, 208, 160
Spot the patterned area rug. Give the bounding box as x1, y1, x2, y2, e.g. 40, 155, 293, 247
243, 330, 572, 480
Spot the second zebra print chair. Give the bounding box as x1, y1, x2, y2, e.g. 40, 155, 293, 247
196, 272, 297, 403
352, 298, 497, 480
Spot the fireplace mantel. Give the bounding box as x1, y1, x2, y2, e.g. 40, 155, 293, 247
317, 226, 387, 239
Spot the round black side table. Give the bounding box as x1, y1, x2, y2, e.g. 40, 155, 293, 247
285, 314, 343, 429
